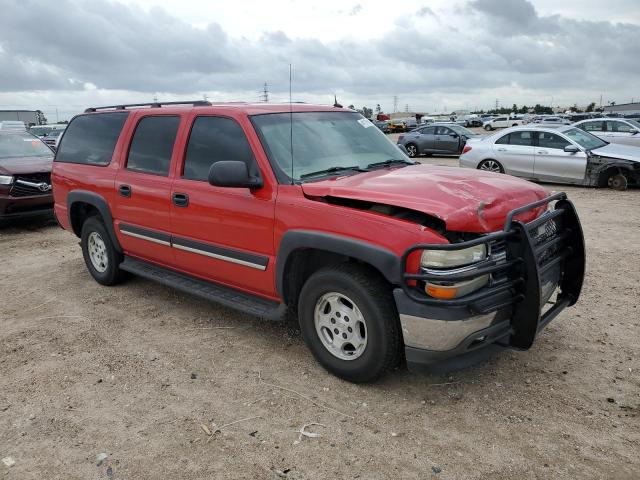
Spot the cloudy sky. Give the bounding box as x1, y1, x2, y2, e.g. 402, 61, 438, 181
1, 0, 639, 121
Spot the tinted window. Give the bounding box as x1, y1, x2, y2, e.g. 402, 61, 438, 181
126, 116, 180, 176
421, 126, 435, 135
537, 132, 570, 150
495, 134, 509, 144
508, 131, 533, 146
582, 121, 604, 132
610, 121, 633, 133
55, 112, 128, 165
435, 126, 451, 135
183, 116, 257, 181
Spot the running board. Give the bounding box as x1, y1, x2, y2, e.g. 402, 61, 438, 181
120, 257, 287, 321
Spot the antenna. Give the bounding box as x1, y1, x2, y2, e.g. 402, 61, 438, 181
289, 64, 294, 184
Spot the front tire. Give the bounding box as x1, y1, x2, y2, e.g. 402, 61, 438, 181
297, 264, 401, 382
484, 124, 493, 131
405, 143, 418, 158
81, 216, 128, 286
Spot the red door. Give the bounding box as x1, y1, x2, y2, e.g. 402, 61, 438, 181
112, 113, 182, 266
169, 114, 277, 298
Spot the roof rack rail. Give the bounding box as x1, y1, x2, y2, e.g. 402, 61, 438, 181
84, 100, 211, 113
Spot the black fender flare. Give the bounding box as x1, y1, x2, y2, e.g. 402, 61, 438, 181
67, 190, 122, 252
275, 230, 401, 298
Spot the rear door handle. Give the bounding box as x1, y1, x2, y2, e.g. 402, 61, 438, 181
172, 192, 189, 207
537, 150, 549, 154
119, 184, 131, 197
496, 148, 507, 152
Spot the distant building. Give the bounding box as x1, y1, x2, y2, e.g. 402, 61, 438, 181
0, 110, 43, 126
603, 102, 640, 115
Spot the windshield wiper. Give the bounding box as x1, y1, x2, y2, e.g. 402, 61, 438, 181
366, 158, 416, 169
299, 165, 366, 180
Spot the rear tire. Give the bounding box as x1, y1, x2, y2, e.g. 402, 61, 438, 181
405, 143, 418, 158
484, 125, 493, 131
297, 264, 401, 383
81, 216, 128, 286
478, 159, 504, 174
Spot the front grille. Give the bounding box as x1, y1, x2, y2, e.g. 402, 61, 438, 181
9, 173, 52, 197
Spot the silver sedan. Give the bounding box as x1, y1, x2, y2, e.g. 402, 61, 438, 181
459, 126, 640, 190
573, 118, 640, 147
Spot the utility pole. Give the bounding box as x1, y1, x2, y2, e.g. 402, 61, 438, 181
405, 104, 409, 113
153, 94, 158, 103
203, 93, 209, 102
259, 82, 269, 102
599, 94, 603, 109
393, 96, 398, 113
55, 108, 59, 123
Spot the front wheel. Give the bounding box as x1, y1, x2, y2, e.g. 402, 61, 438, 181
297, 264, 401, 382
484, 124, 493, 131
478, 159, 504, 173
405, 143, 418, 158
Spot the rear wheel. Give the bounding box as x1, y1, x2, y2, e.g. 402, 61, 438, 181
81, 216, 128, 285
484, 124, 493, 131
297, 264, 401, 382
405, 143, 418, 158
478, 159, 504, 173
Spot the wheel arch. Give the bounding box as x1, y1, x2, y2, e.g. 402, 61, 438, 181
276, 230, 401, 307
68, 190, 122, 252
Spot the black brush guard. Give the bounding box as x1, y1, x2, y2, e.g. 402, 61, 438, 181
400, 192, 585, 349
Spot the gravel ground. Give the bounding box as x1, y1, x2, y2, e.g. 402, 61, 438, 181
0, 156, 638, 479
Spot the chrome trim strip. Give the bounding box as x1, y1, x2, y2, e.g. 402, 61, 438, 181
172, 243, 267, 271
120, 229, 171, 246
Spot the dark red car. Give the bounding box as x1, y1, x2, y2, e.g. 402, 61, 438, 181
0, 130, 54, 221
52, 101, 585, 382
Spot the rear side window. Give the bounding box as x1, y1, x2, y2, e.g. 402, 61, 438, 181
609, 121, 633, 133
582, 121, 604, 132
126, 116, 180, 176
508, 131, 533, 146
55, 112, 128, 165
182, 116, 257, 181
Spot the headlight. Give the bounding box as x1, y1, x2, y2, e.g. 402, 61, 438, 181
0, 175, 14, 185
420, 244, 487, 269
420, 244, 489, 299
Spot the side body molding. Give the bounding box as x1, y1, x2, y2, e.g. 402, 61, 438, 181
67, 190, 122, 252
275, 230, 402, 298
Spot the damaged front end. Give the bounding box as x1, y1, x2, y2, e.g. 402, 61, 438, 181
396, 192, 586, 370
585, 154, 640, 190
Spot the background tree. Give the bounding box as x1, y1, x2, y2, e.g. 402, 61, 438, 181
586, 102, 596, 112
347, 104, 355, 110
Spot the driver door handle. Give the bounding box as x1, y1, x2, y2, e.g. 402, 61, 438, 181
118, 184, 131, 197
172, 192, 189, 207
496, 148, 507, 152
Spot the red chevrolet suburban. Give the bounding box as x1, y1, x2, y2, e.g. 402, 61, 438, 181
52, 101, 585, 382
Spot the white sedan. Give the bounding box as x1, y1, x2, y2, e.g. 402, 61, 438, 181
459, 126, 640, 190
573, 118, 640, 148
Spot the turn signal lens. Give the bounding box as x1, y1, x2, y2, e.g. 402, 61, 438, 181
425, 275, 490, 299
462, 145, 472, 154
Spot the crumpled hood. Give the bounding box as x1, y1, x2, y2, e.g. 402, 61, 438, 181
592, 143, 640, 162
0, 155, 53, 175
301, 165, 550, 233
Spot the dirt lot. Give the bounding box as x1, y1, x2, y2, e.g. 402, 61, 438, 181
1, 158, 639, 479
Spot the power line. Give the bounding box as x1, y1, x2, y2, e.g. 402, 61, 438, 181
259, 82, 269, 102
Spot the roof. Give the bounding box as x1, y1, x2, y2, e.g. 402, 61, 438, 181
83, 102, 344, 116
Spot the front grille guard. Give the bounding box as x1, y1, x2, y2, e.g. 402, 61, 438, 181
400, 192, 586, 349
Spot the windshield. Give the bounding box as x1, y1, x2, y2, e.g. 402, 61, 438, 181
251, 111, 410, 181
0, 133, 53, 158
563, 128, 608, 150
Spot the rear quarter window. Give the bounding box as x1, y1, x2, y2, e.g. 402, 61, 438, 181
55, 112, 128, 166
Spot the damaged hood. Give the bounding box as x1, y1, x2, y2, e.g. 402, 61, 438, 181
301, 165, 550, 233
0, 155, 53, 175
592, 143, 640, 162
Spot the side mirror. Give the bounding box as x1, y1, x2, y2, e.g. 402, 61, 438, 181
564, 145, 580, 153
632, 130, 639, 135
208, 161, 262, 189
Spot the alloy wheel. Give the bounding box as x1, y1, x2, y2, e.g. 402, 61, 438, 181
479, 160, 502, 173
313, 292, 368, 361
